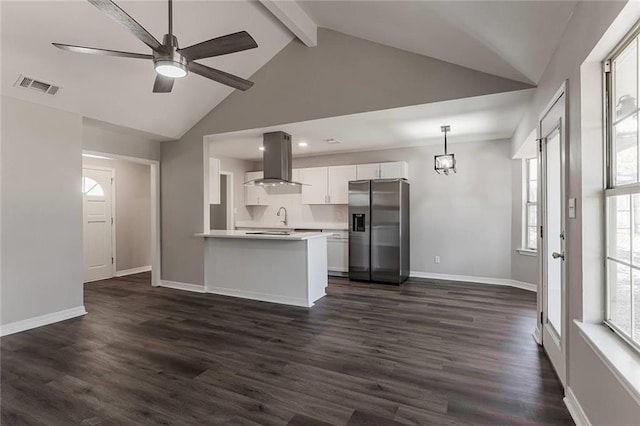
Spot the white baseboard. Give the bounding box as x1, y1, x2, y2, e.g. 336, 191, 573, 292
410, 271, 537, 292
159, 280, 206, 293
206, 285, 314, 308
0, 306, 87, 337
116, 265, 152, 277
564, 387, 591, 426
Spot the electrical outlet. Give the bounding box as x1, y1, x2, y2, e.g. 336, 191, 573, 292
434, 256, 441, 264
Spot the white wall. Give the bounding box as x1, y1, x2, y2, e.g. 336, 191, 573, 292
1, 96, 163, 332
83, 117, 164, 161
82, 157, 151, 272
271, 140, 514, 280
511, 1, 640, 423
1, 96, 84, 326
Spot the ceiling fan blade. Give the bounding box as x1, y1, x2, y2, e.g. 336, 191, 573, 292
153, 74, 174, 93
52, 43, 152, 60
88, 0, 161, 51
188, 62, 254, 91
178, 31, 258, 61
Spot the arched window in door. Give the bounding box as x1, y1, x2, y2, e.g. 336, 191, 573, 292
82, 177, 104, 196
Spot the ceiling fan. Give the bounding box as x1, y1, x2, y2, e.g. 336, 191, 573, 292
53, 0, 258, 93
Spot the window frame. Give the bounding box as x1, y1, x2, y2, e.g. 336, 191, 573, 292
604, 23, 640, 354
524, 157, 538, 251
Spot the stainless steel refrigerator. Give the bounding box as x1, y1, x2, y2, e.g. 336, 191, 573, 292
349, 179, 410, 284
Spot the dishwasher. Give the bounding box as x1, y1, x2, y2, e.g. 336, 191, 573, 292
326, 230, 349, 276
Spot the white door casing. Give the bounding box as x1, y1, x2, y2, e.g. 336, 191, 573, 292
83, 167, 114, 282
538, 84, 568, 388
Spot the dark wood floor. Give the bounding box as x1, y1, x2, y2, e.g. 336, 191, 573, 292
1, 273, 572, 425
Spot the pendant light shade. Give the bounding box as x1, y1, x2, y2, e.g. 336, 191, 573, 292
435, 125, 456, 175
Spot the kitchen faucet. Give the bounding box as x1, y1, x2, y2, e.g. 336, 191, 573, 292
277, 206, 288, 227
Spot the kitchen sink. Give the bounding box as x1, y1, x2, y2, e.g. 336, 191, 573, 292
245, 231, 292, 235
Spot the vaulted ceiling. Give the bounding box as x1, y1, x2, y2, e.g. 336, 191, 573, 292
1, 1, 578, 140
300, 0, 578, 85
1, 1, 293, 139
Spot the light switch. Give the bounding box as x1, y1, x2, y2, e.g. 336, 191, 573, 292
568, 198, 576, 219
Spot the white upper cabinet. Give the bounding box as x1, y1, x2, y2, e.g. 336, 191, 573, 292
244, 171, 267, 206
300, 166, 356, 205
380, 161, 409, 179
327, 165, 356, 204
356, 163, 380, 179
243, 162, 408, 208
209, 158, 221, 204
300, 167, 328, 204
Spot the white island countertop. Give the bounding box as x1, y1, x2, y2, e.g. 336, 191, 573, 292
196, 230, 330, 241
235, 220, 348, 230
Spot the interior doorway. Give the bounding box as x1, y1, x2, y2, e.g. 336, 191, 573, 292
210, 172, 234, 230
538, 83, 568, 388
82, 151, 161, 287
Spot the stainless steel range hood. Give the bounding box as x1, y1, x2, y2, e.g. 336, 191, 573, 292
244, 131, 306, 186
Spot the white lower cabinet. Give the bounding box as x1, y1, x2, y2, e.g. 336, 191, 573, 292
326, 230, 348, 274
244, 171, 267, 206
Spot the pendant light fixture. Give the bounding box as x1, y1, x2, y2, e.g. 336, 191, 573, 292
435, 125, 456, 175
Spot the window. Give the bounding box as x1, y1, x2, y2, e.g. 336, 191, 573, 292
525, 157, 538, 250
605, 29, 640, 352
82, 177, 104, 196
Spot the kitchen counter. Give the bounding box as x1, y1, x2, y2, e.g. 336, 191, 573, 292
196, 230, 328, 241
197, 230, 328, 307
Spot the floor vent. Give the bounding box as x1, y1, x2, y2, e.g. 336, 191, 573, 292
14, 74, 61, 95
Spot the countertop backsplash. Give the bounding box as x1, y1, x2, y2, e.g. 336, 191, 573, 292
241, 191, 348, 229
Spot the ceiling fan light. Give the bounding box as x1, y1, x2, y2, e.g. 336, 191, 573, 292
155, 60, 187, 78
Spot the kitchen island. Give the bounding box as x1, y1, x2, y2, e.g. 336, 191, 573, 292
196, 230, 329, 307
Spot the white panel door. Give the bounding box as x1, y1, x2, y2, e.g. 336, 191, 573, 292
300, 167, 329, 204
380, 161, 409, 179
83, 167, 113, 283
356, 163, 380, 179
327, 165, 356, 204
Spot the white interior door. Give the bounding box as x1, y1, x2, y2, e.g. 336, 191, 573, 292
539, 91, 567, 387
83, 167, 114, 282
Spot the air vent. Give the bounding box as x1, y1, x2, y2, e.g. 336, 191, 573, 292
14, 74, 61, 96
323, 138, 341, 145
